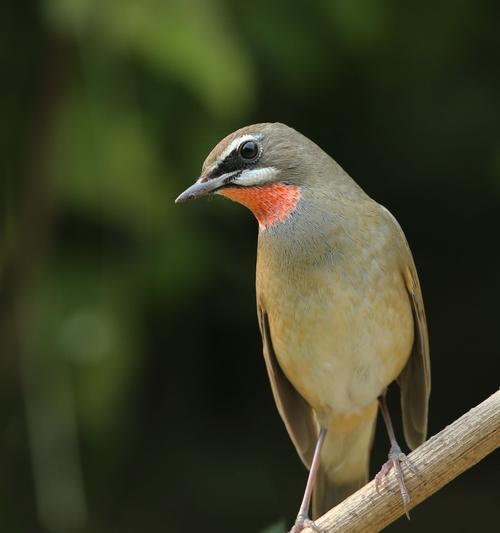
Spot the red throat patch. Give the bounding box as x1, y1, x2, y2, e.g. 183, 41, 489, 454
217, 183, 301, 230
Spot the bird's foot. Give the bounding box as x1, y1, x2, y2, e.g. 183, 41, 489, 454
375, 443, 416, 519
288, 514, 322, 533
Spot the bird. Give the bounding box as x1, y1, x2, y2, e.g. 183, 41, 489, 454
175, 123, 430, 532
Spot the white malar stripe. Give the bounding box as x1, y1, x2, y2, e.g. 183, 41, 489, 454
232, 167, 278, 187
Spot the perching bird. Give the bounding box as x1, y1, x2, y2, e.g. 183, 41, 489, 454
176, 123, 430, 532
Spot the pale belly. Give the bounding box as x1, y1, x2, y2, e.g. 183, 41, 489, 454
259, 264, 414, 425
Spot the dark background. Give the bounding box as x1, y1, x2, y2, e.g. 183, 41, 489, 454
1, 1, 499, 532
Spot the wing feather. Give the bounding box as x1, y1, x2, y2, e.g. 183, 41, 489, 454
257, 307, 318, 468
398, 263, 431, 450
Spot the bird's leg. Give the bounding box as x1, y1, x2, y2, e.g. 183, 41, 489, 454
375, 393, 415, 519
289, 427, 327, 533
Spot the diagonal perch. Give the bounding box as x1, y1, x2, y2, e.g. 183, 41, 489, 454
304, 389, 500, 533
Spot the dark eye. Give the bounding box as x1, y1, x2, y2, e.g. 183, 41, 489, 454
239, 140, 259, 160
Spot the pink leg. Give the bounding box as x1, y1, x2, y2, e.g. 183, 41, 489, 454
289, 427, 327, 533
375, 394, 416, 519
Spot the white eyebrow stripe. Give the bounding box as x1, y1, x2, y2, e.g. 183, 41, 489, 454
207, 134, 262, 174
232, 167, 278, 187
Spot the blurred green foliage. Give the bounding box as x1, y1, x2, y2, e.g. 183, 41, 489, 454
1, 1, 499, 532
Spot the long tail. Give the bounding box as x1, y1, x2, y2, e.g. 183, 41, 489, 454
312, 405, 377, 518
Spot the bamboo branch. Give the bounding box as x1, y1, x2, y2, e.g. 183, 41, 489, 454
304, 389, 500, 533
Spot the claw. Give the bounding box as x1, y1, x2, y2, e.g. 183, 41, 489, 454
375, 444, 413, 519
289, 515, 322, 533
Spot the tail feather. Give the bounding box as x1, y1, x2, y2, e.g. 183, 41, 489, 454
312, 467, 367, 518
311, 406, 377, 519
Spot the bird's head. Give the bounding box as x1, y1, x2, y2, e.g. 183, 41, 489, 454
175, 122, 326, 230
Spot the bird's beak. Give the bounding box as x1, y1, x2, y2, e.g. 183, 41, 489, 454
175, 176, 226, 204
